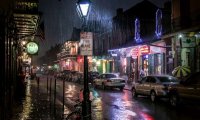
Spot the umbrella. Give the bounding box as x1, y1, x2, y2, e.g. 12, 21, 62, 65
172, 66, 191, 78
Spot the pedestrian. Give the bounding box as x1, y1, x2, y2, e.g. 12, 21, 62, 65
139, 66, 145, 80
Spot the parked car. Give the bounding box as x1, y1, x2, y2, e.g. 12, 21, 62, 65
88, 71, 99, 84
55, 72, 62, 79
131, 75, 179, 102
168, 72, 200, 107
93, 73, 126, 90
60, 70, 71, 80
76, 72, 83, 84
70, 71, 79, 82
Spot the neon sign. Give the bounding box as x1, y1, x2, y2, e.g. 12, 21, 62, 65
155, 9, 162, 38
135, 18, 142, 43
140, 45, 149, 54
131, 48, 139, 59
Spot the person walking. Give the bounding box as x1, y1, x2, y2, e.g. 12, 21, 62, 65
139, 66, 145, 81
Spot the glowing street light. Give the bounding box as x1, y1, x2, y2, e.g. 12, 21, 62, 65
21, 40, 27, 46
76, 0, 91, 18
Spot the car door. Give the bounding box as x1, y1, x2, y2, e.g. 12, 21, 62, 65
136, 77, 147, 95
149, 76, 160, 94
178, 74, 200, 99
142, 76, 153, 95
184, 74, 200, 99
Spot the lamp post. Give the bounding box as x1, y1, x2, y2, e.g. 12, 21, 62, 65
76, 0, 92, 120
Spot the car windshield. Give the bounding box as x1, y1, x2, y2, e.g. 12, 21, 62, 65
156, 76, 178, 83
105, 74, 117, 78
92, 72, 98, 74
91, 72, 99, 76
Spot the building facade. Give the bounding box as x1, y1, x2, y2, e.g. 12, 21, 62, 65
108, 1, 171, 81
57, 41, 81, 71
162, 0, 200, 74
0, 0, 40, 119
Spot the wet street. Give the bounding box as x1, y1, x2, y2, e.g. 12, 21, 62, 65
12, 75, 200, 120
54, 76, 200, 120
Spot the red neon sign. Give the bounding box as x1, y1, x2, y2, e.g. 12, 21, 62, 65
140, 45, 149, 54
131, 48, 139, 59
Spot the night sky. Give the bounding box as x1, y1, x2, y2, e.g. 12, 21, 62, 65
38, 0, 169, 56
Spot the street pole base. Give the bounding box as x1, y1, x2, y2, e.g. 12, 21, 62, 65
82, 100, 91, 120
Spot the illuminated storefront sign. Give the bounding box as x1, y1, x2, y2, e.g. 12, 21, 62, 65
26, 41, 39, 55
15, 1, 38, 12
181, 37, 196, 47
150, 41, 166, 54
131, 47, 139, 59
140, 45, 150, 54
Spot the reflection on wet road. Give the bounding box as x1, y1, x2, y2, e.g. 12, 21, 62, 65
65, 84, 78, 99
91, 88, 200, 120
92, 89, 146, 120
13, 77, 200, 120
59, 80, 200, 120
19, 80, 32, 120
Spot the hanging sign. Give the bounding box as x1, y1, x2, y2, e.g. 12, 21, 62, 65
181, 37, 196, 47
80, 32, 93, 56
26, 41, 39, 55
15, 1, 38, 13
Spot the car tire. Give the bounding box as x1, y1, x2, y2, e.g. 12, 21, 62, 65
132, 88, 138, 98
119, 87, 124, 91
169, 93, 179, 107
150, 91, 156, 102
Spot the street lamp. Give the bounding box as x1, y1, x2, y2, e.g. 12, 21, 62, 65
76, 0, 91, 18
76, 0, 92, 120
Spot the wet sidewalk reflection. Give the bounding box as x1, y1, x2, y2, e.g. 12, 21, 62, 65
11, 78, 63, 120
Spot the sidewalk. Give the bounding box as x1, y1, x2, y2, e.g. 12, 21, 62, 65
11, 78, 63, 120
11, 76, 133, 120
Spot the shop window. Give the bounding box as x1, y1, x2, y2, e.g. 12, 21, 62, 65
142, 55, 149, 76
155, 54, 162, 75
